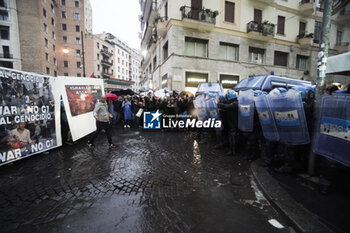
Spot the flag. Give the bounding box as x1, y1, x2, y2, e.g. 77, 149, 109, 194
90, 72, 95, 78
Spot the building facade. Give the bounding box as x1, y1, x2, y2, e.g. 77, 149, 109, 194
139, 0, 350, 92
0, 0, 21, 70
88, 32, 141, 91
15, 0, 92, 77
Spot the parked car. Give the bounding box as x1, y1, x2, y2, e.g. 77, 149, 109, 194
234, 75, 312, 92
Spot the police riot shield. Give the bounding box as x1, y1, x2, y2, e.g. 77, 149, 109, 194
238, 89, 255, 132
255, 93, 280, 141
193, 95, 208, 121
268, 88, 310, 145
205, 97, 220, 120
313, 94, 350, 166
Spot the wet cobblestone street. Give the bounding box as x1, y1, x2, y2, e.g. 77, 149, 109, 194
0, 129, 291, 233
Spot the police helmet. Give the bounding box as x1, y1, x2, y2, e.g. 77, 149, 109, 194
226, 90, 237, 100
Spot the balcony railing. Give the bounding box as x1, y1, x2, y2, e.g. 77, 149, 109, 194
100, 48, 113, 57
101, 59, 113, 67
247, 21, 275, 36
0, 53, 13, 59
102, 71, 113, 77
180, 6, 217, 24
335, 42, 349, 46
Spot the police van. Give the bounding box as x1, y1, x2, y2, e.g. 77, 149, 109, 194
234, 75, 312, 92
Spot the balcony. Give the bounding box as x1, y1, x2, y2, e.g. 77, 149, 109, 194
100, 48, 113, 57
155, 16, 168, 38
102, 71, 113, 78
149, 1, 159, 25
247, 21, 275, 42
297, 33, 314, 48
338, 9, 350, 23
334, 42, 349, 54
101, 59, 113, 67
299, 0, 314, 15
180, 6, 218, 31
0, 53, 13, 59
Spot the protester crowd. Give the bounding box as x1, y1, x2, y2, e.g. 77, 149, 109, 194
82, 83, 350, 195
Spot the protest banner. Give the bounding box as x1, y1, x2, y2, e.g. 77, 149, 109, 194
57, 77, 104, 141
0, 67, 61, 166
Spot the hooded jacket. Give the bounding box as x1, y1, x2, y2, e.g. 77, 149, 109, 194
93, 101, 109, 122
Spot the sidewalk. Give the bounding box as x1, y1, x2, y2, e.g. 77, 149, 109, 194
251, 160, 350, 233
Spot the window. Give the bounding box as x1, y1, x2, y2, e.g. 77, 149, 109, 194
225, 1, 235, 23
2, 45, 9, 58
75, 37, 80, 44
118, 66, 120, 72
63, 36, 67, 43
277, 16, 285, 35
97, 54, 100, 60
299, 21, 306, 35
153, 56, 157, 71
122, 60, 124, 65
77, 73, 81, 77
0, 26, 9, 39
0, 9, 7, 21
220, 74, 239, 89
64, 60, 68, 67
54, 70, 57, 77
249, 47, 265, 64
314, 21, 322, 43
186, 72, 208, 88
74, 13, 80, 20
254, 9, 262, 24
75, 25, 80, 32
163, 41, 169, 60
62, 24, 67, 31
185, 37, 208, 57
51, 4, 54, 13
274, 51, 288, 67
296, 55, 308, 70
118, 58, 120, 63
97, 65, 100, 71
336, 30, 342, 45
219, 42, 238, 61
61, 0, 66, 6
75, 1, 79, 8
0, 0, 7, 8
45, 38, 48, 47
76, 49, 81, 57
43, 8, 46, 18
46, 67, 50, 75
54, 57, 57, 66
64, 73, 68, 76
77, 61, 81, 68
45, 53, 49, 61
44, 23, 48, 33
62, 11, 66, 18
53, 44, 56, 52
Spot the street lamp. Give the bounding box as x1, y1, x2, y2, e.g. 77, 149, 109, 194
63, 48, 69, 54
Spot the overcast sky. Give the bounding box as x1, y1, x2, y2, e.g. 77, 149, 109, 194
90, 0, 141, 50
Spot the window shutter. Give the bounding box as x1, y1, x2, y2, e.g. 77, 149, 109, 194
254, 9, 262, 24
277, 16, 285, 35
225, 1, 235, 23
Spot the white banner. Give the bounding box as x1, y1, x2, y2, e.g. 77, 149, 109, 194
56, 77, 105, 141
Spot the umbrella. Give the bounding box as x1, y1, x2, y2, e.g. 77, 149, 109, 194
105, 93, 118, 100
112, 89, 135, 96
180, 91, 194, 98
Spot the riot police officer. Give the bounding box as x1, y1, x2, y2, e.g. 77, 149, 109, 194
218, 90, 238, 156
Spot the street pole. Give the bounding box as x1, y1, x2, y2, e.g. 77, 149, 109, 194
308, 0, 334, 175
81, 30, 86, 77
